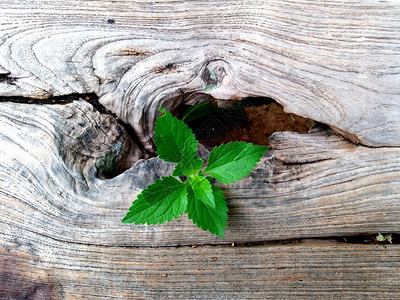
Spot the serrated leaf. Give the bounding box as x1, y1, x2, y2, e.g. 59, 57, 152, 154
154, 107, 198, 163
122, 176, 187, 225
189, 174, 215, 208
204, 141, 268, 183
173, 156, 203, 177
187, 185, 228, 238
173, 142, 204, 176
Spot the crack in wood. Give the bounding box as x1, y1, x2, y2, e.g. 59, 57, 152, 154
0, 93, 116, 122
0, 93, 153, 160
0, 72, 17, 85
14, 227, 397, 249
0, 93, 92, 105
280, 158, 333, 166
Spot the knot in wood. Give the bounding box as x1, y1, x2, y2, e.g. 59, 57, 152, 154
201, 60, 227, 90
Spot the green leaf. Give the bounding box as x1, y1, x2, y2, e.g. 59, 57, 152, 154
204, 141, 268, 184
187, 185, 228, 238
181, 101, 219, 123
181, 101, 244, 124
172, 142, 203, 176
122, 176, 187, 224
173, 156, 203, 177
189, 174, 215, 208
154, 107, 198, 163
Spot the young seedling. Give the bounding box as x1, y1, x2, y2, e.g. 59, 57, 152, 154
376, 233, 393, 244
122, 107, 268, 238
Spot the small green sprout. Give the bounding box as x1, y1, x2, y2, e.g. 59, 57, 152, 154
122, 107, 268, 238
376, 233, 393, 243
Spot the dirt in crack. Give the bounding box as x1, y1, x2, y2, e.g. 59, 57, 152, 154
175, 97, 315, 148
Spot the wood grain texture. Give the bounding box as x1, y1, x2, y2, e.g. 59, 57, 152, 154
0, 101, 398, 247
0, 1, 399, 298
0, 0, 399, 146
1, 238, 399, 299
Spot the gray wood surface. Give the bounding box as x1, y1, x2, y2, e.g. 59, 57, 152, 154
0, 101, 398, 247
0, 0, 399, 147
0, 0, 399, 298
1, 239, 399, 299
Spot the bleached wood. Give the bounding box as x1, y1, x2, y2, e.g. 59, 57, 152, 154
0, 1, 400, 298
1, 238, 399, 299
0, 0, 399, 146
0, 101, 398, 247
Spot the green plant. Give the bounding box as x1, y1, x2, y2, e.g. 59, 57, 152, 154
122, 107, 268, 237
181, 100, 243, 123
376, 233, 393, 243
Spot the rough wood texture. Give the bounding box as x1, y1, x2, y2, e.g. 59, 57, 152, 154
0, 101, 398, 247
0, 0, 399, 147
1, 239, 399, 299
1, 0, 400, 298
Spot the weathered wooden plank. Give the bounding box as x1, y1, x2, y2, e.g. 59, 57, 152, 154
1, 238, 399, 299
0, 0, 399, 146
0, 101, 398, 247
0, 1, 399, 297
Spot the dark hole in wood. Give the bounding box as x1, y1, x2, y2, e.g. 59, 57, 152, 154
337, 233, 398, 244
174, 97, 315, 149
94, 95, 316, 179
